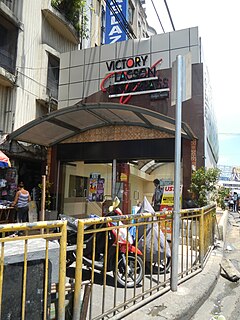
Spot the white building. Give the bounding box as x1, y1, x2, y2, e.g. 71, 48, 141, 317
0, 0, 79, 186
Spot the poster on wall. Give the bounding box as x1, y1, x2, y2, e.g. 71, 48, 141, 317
88, 173, 105, 202
96, 178, 105, 202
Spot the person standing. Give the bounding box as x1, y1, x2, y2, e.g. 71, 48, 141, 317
231, 167, 240, 181
12, 182, 31, 222
152, 179, 163, 211
233, 192, 238, 213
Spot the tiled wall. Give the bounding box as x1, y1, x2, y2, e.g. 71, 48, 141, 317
59, 27, 200, 108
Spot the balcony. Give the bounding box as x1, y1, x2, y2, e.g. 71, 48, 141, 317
0, 66, 15, 87
42, 4, 79, 45
0, 0, 22, 27
0, 12, 18, 86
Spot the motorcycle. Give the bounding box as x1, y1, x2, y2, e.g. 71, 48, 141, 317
60, 201, 143, 288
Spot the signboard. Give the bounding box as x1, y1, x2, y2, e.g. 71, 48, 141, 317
218, 165, 240, 181
160, 185, 183, 211
171, 52, 192, 106
105, 0, 128, 44
100, 55, 170, 104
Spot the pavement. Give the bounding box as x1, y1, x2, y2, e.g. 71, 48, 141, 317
124, 209, 229, 320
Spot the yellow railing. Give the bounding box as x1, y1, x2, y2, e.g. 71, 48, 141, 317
0, 204, 216, 320
70, 204, 216, 319
0, 221, 67, 320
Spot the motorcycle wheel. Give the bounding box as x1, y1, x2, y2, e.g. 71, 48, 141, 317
146, 256, 171, 274
116, 255, 143, 288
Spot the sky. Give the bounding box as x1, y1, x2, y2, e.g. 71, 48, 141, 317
145, 0, 240, 166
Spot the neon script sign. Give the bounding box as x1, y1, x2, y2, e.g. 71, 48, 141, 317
100, 55, 170, 104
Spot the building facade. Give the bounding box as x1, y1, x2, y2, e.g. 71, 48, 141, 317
0, 0, 82, 195
8, 27, 219, 216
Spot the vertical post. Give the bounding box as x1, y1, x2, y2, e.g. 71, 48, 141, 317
40, 175, 46, 222
73, 220, 85, 320
171, 55, 183, 292
112, 159, 117, 199
199, 207, 204, 267
55, 160, 60, 211
58, 221, 67, 320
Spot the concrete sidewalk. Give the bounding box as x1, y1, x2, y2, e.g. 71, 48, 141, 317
124, 209, 228, 320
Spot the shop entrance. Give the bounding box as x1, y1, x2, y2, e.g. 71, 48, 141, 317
8, 102, 194, 217
57, 139, 177, 218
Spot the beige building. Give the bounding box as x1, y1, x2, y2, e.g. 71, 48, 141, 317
0, 0, 79, 187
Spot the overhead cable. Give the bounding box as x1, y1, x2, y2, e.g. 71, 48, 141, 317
105, 0, 132, 38
111, 0, 137, 38
164, 0, 175, 31
150, 0, 165, 33
105, 0, 137, 39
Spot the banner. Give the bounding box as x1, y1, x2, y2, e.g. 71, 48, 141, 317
105, 0, 128, 44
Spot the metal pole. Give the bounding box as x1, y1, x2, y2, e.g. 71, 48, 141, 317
55, 160, 60, 211
112, 159, 117, 199
171, 55, 183, 291
40, 175, 46, 222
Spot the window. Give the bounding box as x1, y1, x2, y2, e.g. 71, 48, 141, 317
0, 14, 18, 74
68, 175, 88, 197
47, 53, 59, 100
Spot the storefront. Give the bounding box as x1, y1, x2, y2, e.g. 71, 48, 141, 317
7, 27, 218, 217
0, 151, 17, 222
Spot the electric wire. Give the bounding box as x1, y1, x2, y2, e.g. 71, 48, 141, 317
104, 0, 136, 39
104, 0, 131, 38
104, 0, 130, 38
163, 0, 175, 31
108, 0, 136, 38
111, 0, 136, 38
150, 0, 165, 32
110, 0, 137, 38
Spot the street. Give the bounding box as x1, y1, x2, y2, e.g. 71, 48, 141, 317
191, 211, 240, 320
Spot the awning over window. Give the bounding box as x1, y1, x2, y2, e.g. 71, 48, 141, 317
7, 102, 196, 147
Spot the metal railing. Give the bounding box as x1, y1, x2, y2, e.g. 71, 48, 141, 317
0, 221, 67, 320
71, 204, 216, 319
0, 204, 216, 319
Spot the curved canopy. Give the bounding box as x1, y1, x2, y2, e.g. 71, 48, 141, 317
8, 102, 196, 147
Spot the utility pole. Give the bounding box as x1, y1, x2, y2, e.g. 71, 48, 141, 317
171, 53, 192, 291
171, 55, 183, 291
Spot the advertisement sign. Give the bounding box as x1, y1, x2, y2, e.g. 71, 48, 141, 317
96, 178, 105, 202
218, 165, 240, 181
100, 55, 169, 104
105, 0, 128, 44
89, 173, 105, 202
160, 185, 183, 211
